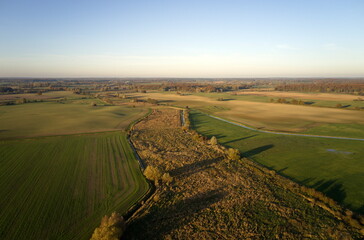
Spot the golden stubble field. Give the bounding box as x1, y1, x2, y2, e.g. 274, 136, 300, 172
126, 92, 364, 132
235, 91, 361, 101
0, 91, 77, 101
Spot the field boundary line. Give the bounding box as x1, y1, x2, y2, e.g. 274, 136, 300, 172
123, 108, 156, 222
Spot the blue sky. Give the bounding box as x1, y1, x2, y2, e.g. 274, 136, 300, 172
1, 0, 364, 77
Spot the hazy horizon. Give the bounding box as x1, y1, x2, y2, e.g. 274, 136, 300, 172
1, 0, 364, 77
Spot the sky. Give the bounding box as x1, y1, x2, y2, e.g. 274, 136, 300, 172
0, 0, 364, 78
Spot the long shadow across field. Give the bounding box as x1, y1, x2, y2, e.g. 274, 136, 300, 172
312, 179, 347, 205
125, 189, 226, 239
224, 134, 258, 144
243, 144, 274, 158
170, 157, 224, 178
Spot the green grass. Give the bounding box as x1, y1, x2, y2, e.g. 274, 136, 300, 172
0, 102, 147, 139
0, 131, 149, 240
303, 123, 364, 138
190, 110, 364, 213
40, 91, 84, 99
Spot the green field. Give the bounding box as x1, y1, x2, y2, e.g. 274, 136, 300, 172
303, 123, 364, 138
0, 131, 149, 240
0, 101, 147, 139
190, 110, 364, 214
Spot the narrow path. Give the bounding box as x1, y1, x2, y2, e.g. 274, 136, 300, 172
180, 109, 185, 126
206, 113, 364, 142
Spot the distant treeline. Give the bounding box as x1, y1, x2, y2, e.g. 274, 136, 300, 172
275, 83, 364, 95
0, 86, 91, 95
134, 83, 252, 93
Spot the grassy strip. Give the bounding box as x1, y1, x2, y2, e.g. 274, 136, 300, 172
189, 109, 364, 214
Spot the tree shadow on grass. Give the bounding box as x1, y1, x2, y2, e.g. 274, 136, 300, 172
269, 173, 358, 214
304, 101, 315, 105
190, 117, 208, 129
113, 112, 125, 116
218, 98, 234, 101
311, 179, 347, 205
243, 144, 274, 158
277, 167, 288, 174
356, 205, 364, 215
290, 177, 347, 205
223, 134, 258, 144
196, 130, 226, 139
124, 189, 227, 239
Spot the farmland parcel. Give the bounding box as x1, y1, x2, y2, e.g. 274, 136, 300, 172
0, 132, 148, 240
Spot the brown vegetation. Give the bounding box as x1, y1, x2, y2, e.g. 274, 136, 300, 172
209, 136, 218, 145
132, 82, 252, 93
275, 82, 364, 95
90, 212, 125, 240
125, 108, 363, 239
143, 166, 162, 185
238, 90, 362, 101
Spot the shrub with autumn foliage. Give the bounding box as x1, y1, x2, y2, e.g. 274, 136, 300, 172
226, 148, 240, 161
209, 136, 218, 145
143, 165, 162, 184
144, 165, 173, 185
90, 212, 125, 240
161, 173, 173, 185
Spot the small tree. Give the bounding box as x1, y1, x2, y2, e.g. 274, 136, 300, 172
227, 148, 240, 161
161, 173, 173, 185
336, 103, 342, 108
90, 212, 125, 240
291, 99, 298, 104
144, 166, 162, 184
16, 98, 27, 104
210, 136, 218, 145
